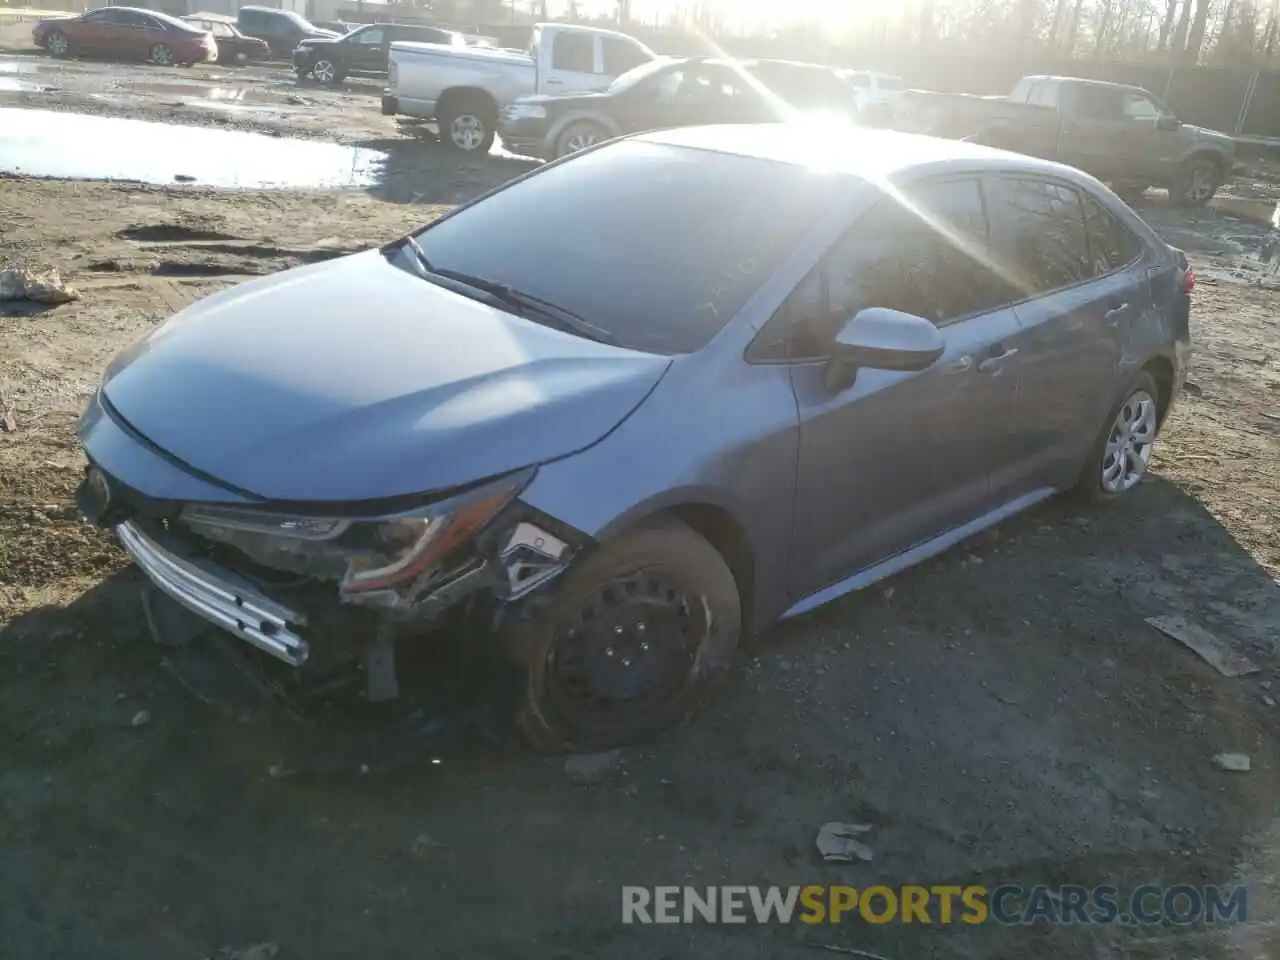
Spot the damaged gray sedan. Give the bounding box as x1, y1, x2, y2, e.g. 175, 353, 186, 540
76, 125, 1190, 751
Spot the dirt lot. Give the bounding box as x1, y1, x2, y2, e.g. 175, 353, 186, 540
2, 46, 1280, 960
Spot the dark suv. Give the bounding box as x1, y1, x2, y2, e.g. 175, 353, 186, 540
236, 5, 337, 58
294, 22, 462, 84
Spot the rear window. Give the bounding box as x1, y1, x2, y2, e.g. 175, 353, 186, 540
411, 141, 840, 354
986, 178, 1092, 296
1083, 195, 1143, 274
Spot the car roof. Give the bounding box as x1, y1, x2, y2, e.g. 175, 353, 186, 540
1021, 75, 1149, 94
185, 10, 234, 21
639, 124, 1092, 184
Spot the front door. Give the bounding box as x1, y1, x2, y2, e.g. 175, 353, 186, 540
784, 177, 1027, 600
345, 26, 386, 72
1058, 83, 1131, 181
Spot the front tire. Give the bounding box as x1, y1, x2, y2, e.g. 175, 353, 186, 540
46, 30, 70, 57
1074, 371, 1160, 503
311, 57, 341, 85
1170, 157, 1222, 206
512, 519, 742, 753
554, 119, 610, 159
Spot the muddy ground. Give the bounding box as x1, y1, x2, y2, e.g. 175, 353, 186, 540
2, 45, 1280, 960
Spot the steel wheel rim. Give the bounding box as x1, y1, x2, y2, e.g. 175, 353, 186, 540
1189, 163, 1216, 201
545, 572, 704, 731
449, 114, 485, 150
1100, 389, 1156, 493
49, 33, 67, 54
313, 59, 335, 82
564, 128, 599, 154
151, 44, 172, 66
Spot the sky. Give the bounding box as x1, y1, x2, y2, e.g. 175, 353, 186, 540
538, 0, 868, 33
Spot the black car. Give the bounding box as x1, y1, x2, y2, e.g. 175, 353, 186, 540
236, 5, 337, 58
499, 57, 859, 160
182, 15, 270, 65
294, 21, 461, 84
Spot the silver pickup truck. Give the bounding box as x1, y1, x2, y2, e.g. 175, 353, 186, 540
382, 22, 656, 153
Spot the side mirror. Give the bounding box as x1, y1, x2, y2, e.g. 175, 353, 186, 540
822, 308, 945, 392
1156, 115, 1181, 131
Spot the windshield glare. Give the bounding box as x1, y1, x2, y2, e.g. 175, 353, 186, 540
411, 140, 839, 354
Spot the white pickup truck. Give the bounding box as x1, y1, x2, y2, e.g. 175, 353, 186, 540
382, 22, 656, 153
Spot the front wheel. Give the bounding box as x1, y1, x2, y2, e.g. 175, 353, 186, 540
46, 30, 70, 57
311, 57, 342, 85
1170, 157, 1222, 206
148, 43, 174, 67
511, 519, 742, 753
1074, 371, 1160, 503
554, 120, 610, 159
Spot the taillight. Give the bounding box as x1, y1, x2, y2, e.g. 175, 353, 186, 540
1180, 267, 1196, 295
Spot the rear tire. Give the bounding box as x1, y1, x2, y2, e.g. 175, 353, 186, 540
511, 519, 742, 753
1169, 157, 1222, 206
148, 43, 174, 67
437, 94, 496, 153
1073, 370, 1160, 504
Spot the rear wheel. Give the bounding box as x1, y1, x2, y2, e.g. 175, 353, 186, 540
437, 94, 496, 153
511, 519, 742, 753
46, 30, 70, 57
148, 43, 174, 67
1170, 157, 1222, 206
1073, 371, 1160, 503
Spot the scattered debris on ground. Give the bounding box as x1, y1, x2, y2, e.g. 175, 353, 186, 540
1145, 614, 1260, 677
0, 265, 79, 304
563, 749, 621, 785
1213, 752, 1253, 772
816, 822, 875, 863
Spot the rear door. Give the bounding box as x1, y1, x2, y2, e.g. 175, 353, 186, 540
1056, 83, 1129, 179
985, 176, 1139, 495
542, 31, 602, 93
76, 8, 127, 56
127, 11, 167, 59
782, 177, 1026, 598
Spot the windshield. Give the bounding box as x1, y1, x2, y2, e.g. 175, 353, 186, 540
409, 140, 839, 354
608, 58, 677, 94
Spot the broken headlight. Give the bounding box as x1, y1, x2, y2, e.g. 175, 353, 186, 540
180, 470, 531, 594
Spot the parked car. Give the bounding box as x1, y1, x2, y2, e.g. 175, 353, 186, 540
33, 6, 217, 66
382, 21, 656, 153
295, 21, 463, 85
898, 75, 1237, 205
235, 5, 338, 59
839, 69, 906, 124
313, 20, 355, 34
76, 124, 1191, 752
501, 57, 858, 160
183, 12, 269, 66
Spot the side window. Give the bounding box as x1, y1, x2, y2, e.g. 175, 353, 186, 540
1083, 195, 1142, 275
123, 12, 156, 27
93, 9, 125, 23
239, 10, 262, 30
602, 37, 648, 75
773, 178, 1007, 360
551, 32, 595, 73
351, 27, 384, 45
1072, 85, 1124, 120
1029, 83, 1056, 107
1122, 92, 1160, 120
986, 178, 1093, 296
212, 23, 233, 38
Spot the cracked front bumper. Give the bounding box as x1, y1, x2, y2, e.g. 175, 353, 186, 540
116, 519, 311, 667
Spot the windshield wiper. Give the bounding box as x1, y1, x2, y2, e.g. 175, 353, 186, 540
394, 238, 619, 345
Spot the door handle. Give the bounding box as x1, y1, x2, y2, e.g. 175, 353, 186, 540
977, 347, 1018, 374
545, 77, 563, 85
1104, 302, 1130, 325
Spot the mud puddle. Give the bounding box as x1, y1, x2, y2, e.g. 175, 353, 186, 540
0, 107, 388, 187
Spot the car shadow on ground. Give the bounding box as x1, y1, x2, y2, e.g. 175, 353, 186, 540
1, 475, 1277, 957
358, 132, 539, 206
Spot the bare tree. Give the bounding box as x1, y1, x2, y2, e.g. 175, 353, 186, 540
1063, 0, 1087, 52
1047, 0, 1070, 45
919, 0, 936, 46
1170, 0, 1193, 48
616, 0, 630, 24
1157, 0, 1179, 47
1094, 0, 1116, 54
1183, 0, 1212, 60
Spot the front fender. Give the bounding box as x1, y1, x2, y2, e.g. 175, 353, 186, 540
545, 110, 624, 149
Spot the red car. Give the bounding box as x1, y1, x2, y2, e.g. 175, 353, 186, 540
33, 6, 217, 67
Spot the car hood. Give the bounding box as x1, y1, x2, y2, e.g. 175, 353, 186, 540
99, 250, 671, 503
1182, 124, 1235, 147
297, 36, 337, 47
